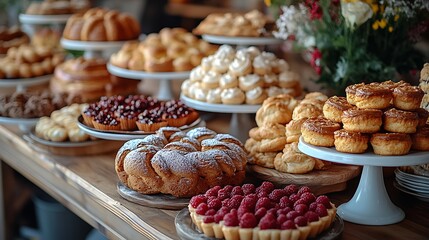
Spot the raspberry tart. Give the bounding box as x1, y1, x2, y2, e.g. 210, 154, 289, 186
188, 182, 337, 240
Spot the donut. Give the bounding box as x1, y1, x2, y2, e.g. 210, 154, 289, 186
383, 108, 419, 133
334, 129, 369, 153
370, 133, 412, 156
323, 96, 354, 123
342, 108, 383, 133
301, 117, 341, 147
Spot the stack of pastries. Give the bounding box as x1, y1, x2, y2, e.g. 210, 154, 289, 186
110, 27, 218, 72
50, 57, 139, 102
63, 8, 140, 41
193, 10, 274, 37
301, 80, 429, 155
0, 26, 30, 54
0, 44, 64, 79
25, 0, 90, 15
181, 45, 301, 105
245, 93, 330, 173
420, 63, 429, 111
31, 28, 62, 52
35, 103, 90, 142
114, 127, 247, 197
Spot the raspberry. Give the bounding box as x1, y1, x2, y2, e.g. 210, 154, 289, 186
255, 207, 267, 221
309, 202, 318, 211
297, 186, 311, 195
281, 220, 297, 230
203, 215, 215, 223
293, 198, 307, 207
223, 209, 239, 227
277, 207, 291, 216
294, 204, 308, 215
239, 212, 258, 228
269, 189, 287, 202
214, 213, 223, 223
255, 197, 272, 210
286, 210, 300, 220
300, 192, 316, 204
237, 206, 250, 219
316, 195, 332, 209
279, 196, 292, 208
284, 184, 299, 195
190, 194, 207, 208
231, 186, 244, 196
223, 185, 234, 194
257, 190, 269, 198
315, 204, 328, 217
277, 214, 287, 225
221, 198, 229, 207
242, 183, 256, 195
205, 186, 221, 197
217, 189, 230, 200
259, 181, 275, 193
241, 194, 257, 210
305, 211, 319, 222
289, 193, 300, 203
205, 209, 216, 216
227, 195, 244, 209
267, 208, 277, 216
196, 203, 209, 215
259, 213, 278, 230
207, 198, 222, 210
294, 216, 308, 227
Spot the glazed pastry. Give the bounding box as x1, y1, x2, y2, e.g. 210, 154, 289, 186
301, 117, 341, 147
411, 125, 429, 151
383, 108, 419, 133
354, 84, 392, 109
334, 129, 369, 153
245, 87, 267, 104
221, 88, 245, 105
392, 85, 424, 111
342, 108, 383, 133
415, 108, 429, 128
323, 96, 354, 123
345, 83, 365, 105
370, 133, 412, 156
238, 74, 264, 91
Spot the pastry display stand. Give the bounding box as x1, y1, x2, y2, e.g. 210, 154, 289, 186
180, 94, 260, 142
0, 116, 39, 132
61, 38, 127, 59
202, 34, 282, 49
0, 74, 51, 92
19, 14, 71, 37
107, 63, 190, 100
298, 137, 429, 225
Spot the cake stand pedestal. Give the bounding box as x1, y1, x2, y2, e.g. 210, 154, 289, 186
61, 38, 127, 59
298, 137, 429, 225
180, 94, 260, 142
0, 74, 52, 92
201, 34, 282, 49
107, 63, 190, 100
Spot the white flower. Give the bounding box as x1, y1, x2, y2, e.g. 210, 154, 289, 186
341, 0, 373, 29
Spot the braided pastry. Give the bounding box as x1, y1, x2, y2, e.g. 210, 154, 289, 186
115, 127, 247, 197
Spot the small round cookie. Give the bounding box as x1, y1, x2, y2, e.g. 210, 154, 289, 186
201, 71, 221, 90
221, 87, 245, 104
345, 83, 365, 105
323, 96, 354, 123
301, 117, 341, 147
354, 84, 392, 109
392, 85, 424, 111
274, 142, 316, 174
342, 108, 383, 133
206, 88, 222, 104
383, 108, 419, 134
370, 133, 412, 156
415, 108, 429, 128
245, 86, 267, 105
238, 74, 264, 91
278, 71, 300, 88
286, 118, 307, 143
411, 125, 429, 151
292, 103, 323, 120
219, 73, 238, 89
334, 129, 369, 153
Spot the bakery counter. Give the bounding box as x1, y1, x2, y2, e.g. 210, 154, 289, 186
1, 118, 429, 240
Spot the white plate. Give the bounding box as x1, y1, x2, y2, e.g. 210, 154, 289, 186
19, 13, 71, 24
202, 34, 282, 46
77, 116, 205, 141
394, 181, 429, 201
0, 116, 40, 132
395, 175, 429, 188
107, 63, 190, 80
298, 137, 429, 167
28, 129, 102, 148
0, 74, 51, 88
180, 94, 261, 113
61, 38, 128, 51
395, 168, 429, 182
396, 179, 429, 193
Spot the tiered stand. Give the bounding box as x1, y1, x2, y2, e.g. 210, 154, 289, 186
107, 63, 190, 100
61, 38, 127, 59
298, 137, 429, 225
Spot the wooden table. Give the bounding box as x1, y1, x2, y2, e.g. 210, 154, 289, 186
0, 117, 429, 240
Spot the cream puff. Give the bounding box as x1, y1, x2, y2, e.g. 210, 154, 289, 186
221, 87, 245, 104
370, 133, 412, 156
238, 74, 263, 91
383, 108, 419, 134
345, 82, 365, 105
323, 96, 354, 123
354, 84, 392, 109
219, 73, 238, 89
393, 85, 424, 111
342, 108, 383, 133
245, 86, 267, 104
301, 117, 341, 147
411, 125, 429, 151
334, 129, 369, 153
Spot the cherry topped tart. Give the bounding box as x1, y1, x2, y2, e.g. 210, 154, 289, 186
188, 182, 337, 240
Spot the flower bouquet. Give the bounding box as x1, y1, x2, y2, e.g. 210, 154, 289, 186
270, 0, 429, 95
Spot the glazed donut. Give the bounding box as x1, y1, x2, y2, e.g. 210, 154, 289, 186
334, 129, 369, 153
392, 85, 424, 111
383, 108, 419, 133
301, 117, 341, 147
221, 88, 245, 104
323, 96, 354, 123
342, 108, 383, 133
354, 84, 392, 109
370, 133, 412, 156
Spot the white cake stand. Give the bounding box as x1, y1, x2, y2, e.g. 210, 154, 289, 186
19, 14, 71, 25
180, 94, 260, 142
0, 116, 39, 132
0, 74, 52, 92
61, 38, 127, 59
107, 63, 190, 100
298, 136, 429, 225
202, 34, 282, 48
